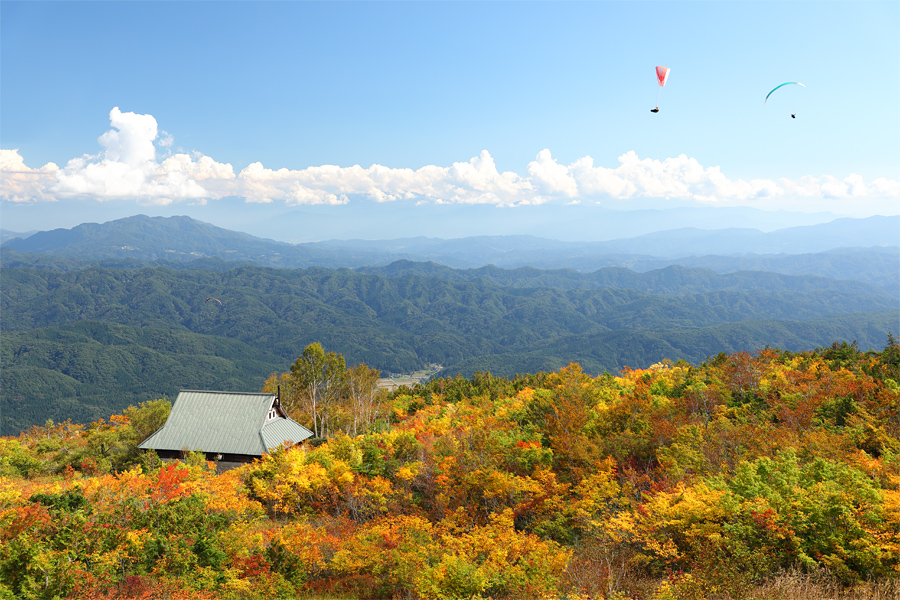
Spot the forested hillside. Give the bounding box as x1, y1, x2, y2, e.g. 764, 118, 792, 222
358, 259, 897, 296
2, 258, 897, 434
1, 344, 898, 599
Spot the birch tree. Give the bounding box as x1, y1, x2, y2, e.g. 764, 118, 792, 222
344, 363, 382, 436
290, 342, 346, 438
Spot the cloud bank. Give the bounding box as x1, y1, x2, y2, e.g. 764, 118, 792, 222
3, 107, 898, 213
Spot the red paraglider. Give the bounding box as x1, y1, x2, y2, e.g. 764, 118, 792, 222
656, 66, 670, 87
651, 66, 670, 113
204, 296, 224, 317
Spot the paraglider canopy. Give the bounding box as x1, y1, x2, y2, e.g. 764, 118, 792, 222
764, 81, 805, 104
656, 66, 670, 87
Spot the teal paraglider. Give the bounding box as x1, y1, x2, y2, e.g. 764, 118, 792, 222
765, 82, 805, 105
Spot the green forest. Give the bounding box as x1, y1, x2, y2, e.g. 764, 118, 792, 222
1, 341, 899, 599
2, 258, 897, 434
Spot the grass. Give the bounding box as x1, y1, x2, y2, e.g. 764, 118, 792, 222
748, 570, 900, 600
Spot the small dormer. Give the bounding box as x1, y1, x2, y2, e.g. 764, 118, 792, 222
266, 395, 286, 423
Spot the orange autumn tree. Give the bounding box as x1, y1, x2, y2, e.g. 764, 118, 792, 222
3, 341, 900, 599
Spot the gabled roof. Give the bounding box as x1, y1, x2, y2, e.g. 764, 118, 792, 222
139, 390, 313, 456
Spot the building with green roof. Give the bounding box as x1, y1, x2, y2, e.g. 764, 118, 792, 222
139, 390, 313, 469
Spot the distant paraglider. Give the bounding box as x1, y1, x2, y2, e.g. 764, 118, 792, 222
651, 66, 669, 113
765, 82, 805, 118
764, 81, 805, 104
205, 297, 224, 316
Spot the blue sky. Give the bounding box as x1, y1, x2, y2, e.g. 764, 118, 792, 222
2, 1, 898, 241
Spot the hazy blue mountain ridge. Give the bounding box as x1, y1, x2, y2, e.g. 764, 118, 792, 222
4, 213, 898, 265
3, 215, 320, 266
2, 214, 898, 292
306, 215, 899, 259
242, 202, 844, 242
0, 228, 38, 244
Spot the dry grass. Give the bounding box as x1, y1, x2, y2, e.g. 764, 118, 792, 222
748, 570, 900, 600
579, 571, 900, 600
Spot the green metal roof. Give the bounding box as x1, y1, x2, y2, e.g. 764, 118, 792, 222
139, 390, 313, 456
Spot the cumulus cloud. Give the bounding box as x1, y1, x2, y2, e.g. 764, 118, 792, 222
235, 149, 534, 206
0, 149, 59, 202
1, 107, 897, 213
46, 107, 236, 205
530, 150, 785, 203
528, 149, 578, 198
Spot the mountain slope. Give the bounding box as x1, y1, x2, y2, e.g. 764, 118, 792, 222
1, 321, 283, 436
3, 260, 897, 434
3, 214, 323, 267
357, 261, 897, 298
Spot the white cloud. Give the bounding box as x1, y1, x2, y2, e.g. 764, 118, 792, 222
542, 150, 785, 203
158, 131, 174, 148
237, 162, 350, 205
1, 107, 897, 214
45, 107, 236, 204
0, 149, 59, 203
527, 149, 578, 199
235, 150, 534, 206
870, 177, 900, 197
98, 106, 157, 165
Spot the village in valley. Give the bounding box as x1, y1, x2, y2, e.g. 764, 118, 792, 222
377, 364, 443, 391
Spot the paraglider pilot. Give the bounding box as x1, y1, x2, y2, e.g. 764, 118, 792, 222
652, 67, 669, 114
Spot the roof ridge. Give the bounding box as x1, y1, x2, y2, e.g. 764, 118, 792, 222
179, 389, 275, 396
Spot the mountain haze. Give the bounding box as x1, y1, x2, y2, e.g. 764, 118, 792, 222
3, 213, 898, 281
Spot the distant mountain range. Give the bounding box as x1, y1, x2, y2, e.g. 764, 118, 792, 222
308, 214, 900, 259
3, 213, 899, 268
0, 229, 36, 245
1, 199, 846, 244
1, 213, 897, 434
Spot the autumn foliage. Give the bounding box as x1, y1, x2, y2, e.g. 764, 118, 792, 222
2, 340, 899, 599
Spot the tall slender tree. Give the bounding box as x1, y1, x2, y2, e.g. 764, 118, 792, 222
344, 363, 382, 436
290, 342, 346, 438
